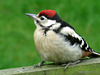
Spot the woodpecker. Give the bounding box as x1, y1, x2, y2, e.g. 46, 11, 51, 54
26, 10, 100, 70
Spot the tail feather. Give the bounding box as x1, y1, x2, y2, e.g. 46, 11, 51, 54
89, 51, 100, 58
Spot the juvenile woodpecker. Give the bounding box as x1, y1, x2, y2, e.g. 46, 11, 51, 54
26, 10, 100, 70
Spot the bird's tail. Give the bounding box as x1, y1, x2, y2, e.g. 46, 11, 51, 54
89, 51, 100, 58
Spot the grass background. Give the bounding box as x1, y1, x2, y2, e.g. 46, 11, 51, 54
0, 0, 100, 70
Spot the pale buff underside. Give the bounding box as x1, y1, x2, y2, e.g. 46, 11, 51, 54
34, 29, 83, 63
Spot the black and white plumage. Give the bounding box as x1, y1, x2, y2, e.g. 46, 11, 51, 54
26, 10, 100, 68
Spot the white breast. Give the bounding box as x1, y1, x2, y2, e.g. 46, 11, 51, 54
34, 29, 83, 63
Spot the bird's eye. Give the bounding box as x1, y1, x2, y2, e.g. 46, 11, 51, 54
40, 17, 44, 20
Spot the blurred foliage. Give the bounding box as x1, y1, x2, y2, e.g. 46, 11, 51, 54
0, 0, 100, 69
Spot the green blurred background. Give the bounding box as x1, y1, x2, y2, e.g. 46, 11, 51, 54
0, 0, 100, 70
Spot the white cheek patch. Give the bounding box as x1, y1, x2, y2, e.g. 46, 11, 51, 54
42, 19, 56, 27
50, 23, 61, 30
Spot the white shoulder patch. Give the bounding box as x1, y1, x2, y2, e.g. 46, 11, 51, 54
60, 26, 90, 50
60, 27, 82, 40
60, 27, 75, 35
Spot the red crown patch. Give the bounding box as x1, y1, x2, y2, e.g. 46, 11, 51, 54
39, 10, 56, 18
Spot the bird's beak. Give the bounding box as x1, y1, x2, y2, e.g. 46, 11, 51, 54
25, 13, 37, 20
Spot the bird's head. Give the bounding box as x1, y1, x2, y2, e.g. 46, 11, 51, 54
26, 10, 62, 29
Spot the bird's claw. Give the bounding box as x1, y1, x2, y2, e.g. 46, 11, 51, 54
33, 61, 45, 69
33, 64, 38, 69
33, 64, 41, 68
63, 60, 81, 71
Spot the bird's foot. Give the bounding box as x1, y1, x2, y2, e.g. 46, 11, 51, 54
61, 60, 81, 71
33, 61, 45, 69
